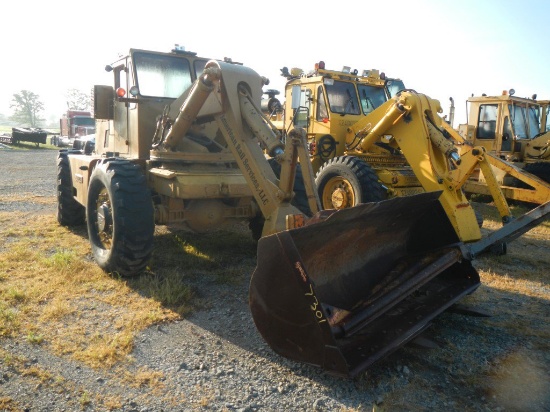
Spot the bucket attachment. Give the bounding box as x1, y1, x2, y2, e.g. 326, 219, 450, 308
249, 192, 480, 377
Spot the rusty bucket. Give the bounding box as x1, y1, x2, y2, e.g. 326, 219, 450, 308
249, 192, 480, 377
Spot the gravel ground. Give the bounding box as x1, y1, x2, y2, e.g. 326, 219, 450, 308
0, 148, 549, 412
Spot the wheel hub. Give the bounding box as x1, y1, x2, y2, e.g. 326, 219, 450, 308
97, 202, 112, 233
323, 176, 355, 210
331, 187, 349, 209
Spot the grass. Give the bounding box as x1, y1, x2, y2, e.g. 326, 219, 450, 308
0, 203, 257, 370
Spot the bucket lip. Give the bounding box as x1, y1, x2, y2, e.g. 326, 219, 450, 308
345, 267, 480, 378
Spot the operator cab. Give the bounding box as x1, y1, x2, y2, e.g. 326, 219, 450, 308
95, 46, 238, 159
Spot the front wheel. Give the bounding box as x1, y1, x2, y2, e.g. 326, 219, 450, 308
86, 159, 155, 276
315, 156, 387, 209
56, 150, 85, 226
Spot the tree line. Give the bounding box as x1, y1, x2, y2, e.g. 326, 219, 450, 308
4, 89, 92, 128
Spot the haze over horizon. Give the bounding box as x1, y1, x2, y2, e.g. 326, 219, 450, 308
1, 0, 548, 127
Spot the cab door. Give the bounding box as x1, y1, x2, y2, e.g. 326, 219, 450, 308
474, 103, 499, 152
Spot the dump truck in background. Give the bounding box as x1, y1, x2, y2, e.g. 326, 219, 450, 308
52, 109, 96, 147
56, 46, 550, 378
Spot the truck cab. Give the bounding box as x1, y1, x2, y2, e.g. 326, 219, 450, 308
93, 46, 212, 160
458, 91, 541, 163
280, 62, 401, 173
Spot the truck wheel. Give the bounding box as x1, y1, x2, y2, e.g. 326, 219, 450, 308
56, 150, 85, 226
315, 156, 387, 209
86, 159, 155, 276
524, 162, 550, 183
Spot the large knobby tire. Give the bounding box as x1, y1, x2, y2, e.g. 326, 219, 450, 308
56, 150, 85, 226
86, 159, 155, 276
315, 156, 387, 209
524, 162, 550, 183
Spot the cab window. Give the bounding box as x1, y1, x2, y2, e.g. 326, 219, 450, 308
477, 104, 498, 139
386, 79, 405, 98
293, 88, 311, 128
316, 86, 329, 120
134, 52, 193, 98
325, 81, 360, 115
357, 84, 387, 115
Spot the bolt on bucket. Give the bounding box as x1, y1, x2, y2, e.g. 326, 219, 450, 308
249, 191, 480, 377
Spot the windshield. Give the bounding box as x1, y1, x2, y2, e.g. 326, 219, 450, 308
357, 84, 387, 114
325, 80, 361, 115
133, 52, 194, 98
73, 117, 95, 126
386, 79, 406, 98
509, 104, 540, 139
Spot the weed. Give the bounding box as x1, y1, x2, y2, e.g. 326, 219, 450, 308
79, 391, 91, 407
4, 287, 26, 303
26, 331, 44, 344
0, 303, 19, 336
0, 397, 17, 411
128, 270, 194, 315
46, 248, 77, 269
21, 365, 53, 382
124, 367, 165, 389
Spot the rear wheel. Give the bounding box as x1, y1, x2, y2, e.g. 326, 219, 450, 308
315, 156, 387, 209
87, 159, 155, 276
56, 150, 85, 226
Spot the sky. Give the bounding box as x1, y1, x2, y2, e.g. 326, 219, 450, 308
1, 0, 549, 127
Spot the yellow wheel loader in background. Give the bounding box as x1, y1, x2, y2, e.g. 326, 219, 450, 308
57, 47, 549, 378
268, 62, 550, 210
452, 91, 550, 203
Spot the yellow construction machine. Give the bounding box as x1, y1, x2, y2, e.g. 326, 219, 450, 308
539, 99, 550, 134
270, 62, 550, 210
453, 91, 550, 199
57, 48, 549, 378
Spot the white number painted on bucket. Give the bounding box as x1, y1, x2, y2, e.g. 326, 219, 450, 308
305, 284, 327, 323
